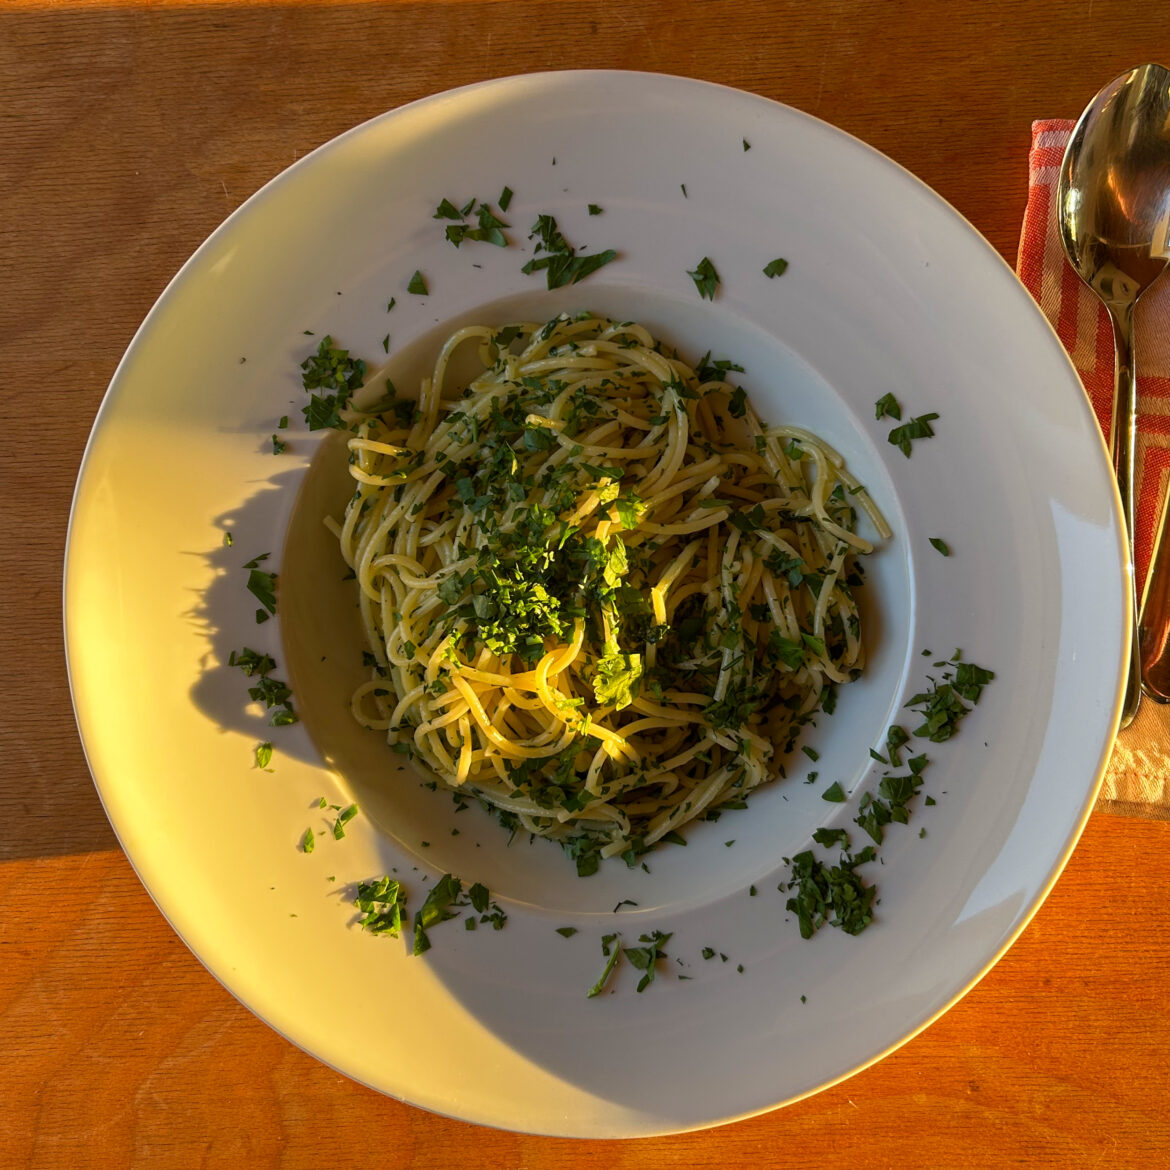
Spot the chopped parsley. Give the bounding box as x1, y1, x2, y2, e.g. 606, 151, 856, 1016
623, 931, 672, 993
300, 336, 367, 431
905, 657, 994, 741
762, 257, 788, 278
687, 256, 720, 300
874, 392, 902, 421
355, 876, 406, 936
812, 827, 850, 848
587, 933, 623, 997
521, 214, 617, 288
254, 741, 273, 770
584, 930, 672, 996
332, 803, 358, 839
228, 647, 276, 677
407, 270, 428, 295
929, 537, 951, 556
435, 196, 509, 247
271, 434, 286, 454
556, 926, 578, 938
783, 847, 876, 938
300, 827, 314, 854
412, 873, 463, 955
246, 566, 277, 620
498, 185, 513, 212
887, 412, 939, 457
467, 881, 508, 930
783, 653, 994, 939
587, 203, 603, 215
228, 647, 296, 726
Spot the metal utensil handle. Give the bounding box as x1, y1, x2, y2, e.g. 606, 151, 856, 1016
1111, 304, 1142, 726
1140, 484, 1170, 699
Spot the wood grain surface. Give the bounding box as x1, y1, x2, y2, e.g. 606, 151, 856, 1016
4, 2, 1170, 1166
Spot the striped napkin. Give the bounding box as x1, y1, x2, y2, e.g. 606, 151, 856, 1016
1018, 119, 1170, 816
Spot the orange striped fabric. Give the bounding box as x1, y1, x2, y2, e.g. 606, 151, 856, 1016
1017, 119, 1170, 598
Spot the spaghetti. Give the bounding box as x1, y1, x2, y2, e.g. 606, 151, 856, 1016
329, 314, 888, 872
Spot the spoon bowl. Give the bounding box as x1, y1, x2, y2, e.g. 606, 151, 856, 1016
1058, 62, 1170, 726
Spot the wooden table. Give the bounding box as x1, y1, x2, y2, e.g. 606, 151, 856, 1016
5, 2, 1170, 1165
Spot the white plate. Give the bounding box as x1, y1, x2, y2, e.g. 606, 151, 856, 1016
65, 71, 1127, 1136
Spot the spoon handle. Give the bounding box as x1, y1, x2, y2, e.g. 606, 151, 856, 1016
1140, 487, 1170, 699
1109, 304, 1142, 727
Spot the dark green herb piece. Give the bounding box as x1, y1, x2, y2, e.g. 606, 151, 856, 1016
821, 781, 846, 802
874, 392, 902, 421
556, 926, 578, 938
223, 532, 233, 547
624, 930, 672, 993
888, 412, 939, 457
587, 933, 623, 997
268, 703, 297, 726
680, 183, 688, 198
499, 185, 513, 212
588, 203, 602, 215
742, 138, 751, 151
407, 270, 428, 295
300, 336, 367, 431
300, 827, 314, 854
802, 633, 826, 657
762, 257, 788, 278
701, 946, 716, 960
929, 537, 951, 556
812, 827, 850, 848
228, 647, 276, 677
355, 875, 407, 936
467, 882, 508, 930
904, 655, 994, 741
332, 802, 358, 839
271, 434, 286, 454
278, 415, 288, 428
246, 568, 277, 616
413, 873, 464, 955
885, 725, 909, 767
229, 647, 296, 725
522, 214, 617, 288
784, 847, 877, 938
387, 297, 396, 312
254, 741, 273, 769
687, 256, 720, 300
